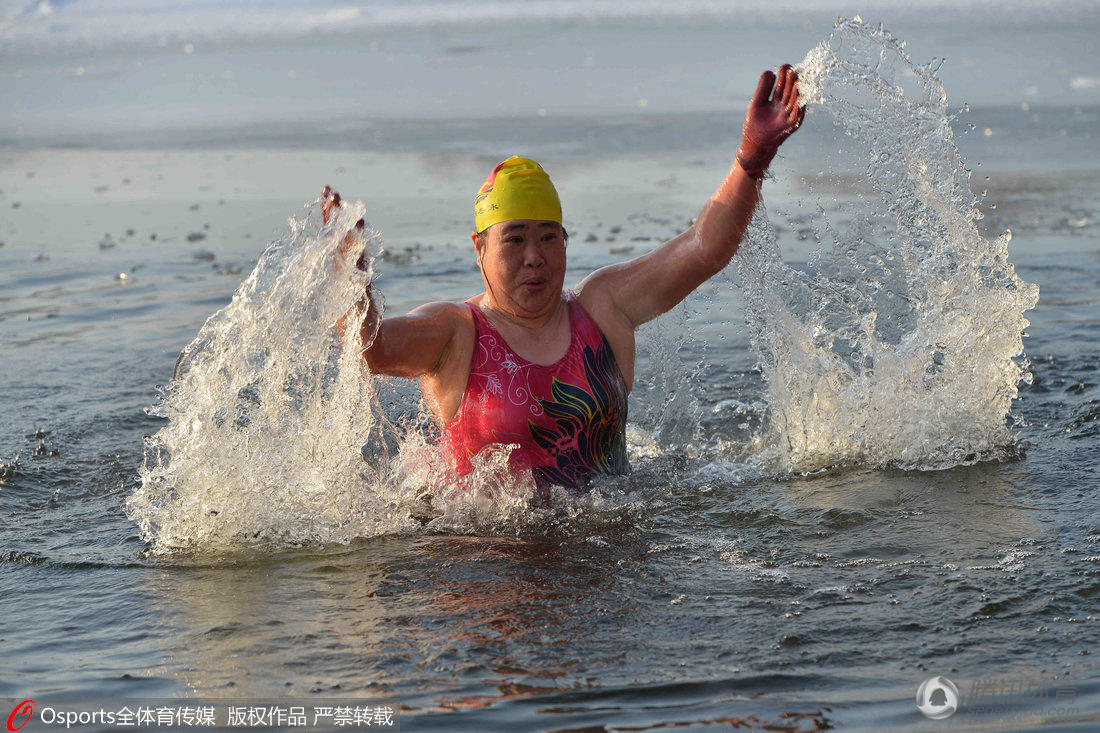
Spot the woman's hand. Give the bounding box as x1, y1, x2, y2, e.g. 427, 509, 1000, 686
323, 186, 378, 344
322, 185, 369, 271
736, 64, 806, 179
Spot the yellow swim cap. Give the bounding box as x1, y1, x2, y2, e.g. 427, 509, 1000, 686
474, 156, 562, 234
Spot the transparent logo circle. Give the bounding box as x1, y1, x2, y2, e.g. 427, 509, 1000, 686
916, 676, 959, 719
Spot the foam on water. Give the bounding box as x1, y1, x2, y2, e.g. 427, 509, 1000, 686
127, 17, 1039, 553
733, 17, 1039, 473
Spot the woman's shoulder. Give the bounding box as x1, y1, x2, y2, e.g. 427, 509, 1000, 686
571, 282, 625, 336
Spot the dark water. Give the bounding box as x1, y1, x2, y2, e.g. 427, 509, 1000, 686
3, 10, 1100, 732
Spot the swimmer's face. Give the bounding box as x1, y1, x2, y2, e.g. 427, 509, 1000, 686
472, 220, 567, 316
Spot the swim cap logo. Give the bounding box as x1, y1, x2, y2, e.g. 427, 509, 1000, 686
916, 676, 959, 719
6, 700, 34, 732
474, 161, 505, 207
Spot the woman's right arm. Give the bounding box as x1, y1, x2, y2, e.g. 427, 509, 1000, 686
347, 298, 467, 379
326, 186, 465, 379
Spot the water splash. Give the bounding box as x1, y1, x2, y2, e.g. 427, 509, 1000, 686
126, 200, 642, 553
126, 18, 1040, 552
632, 302, 705, 450
126, 200, 419, 552
734, 17, 1039, 473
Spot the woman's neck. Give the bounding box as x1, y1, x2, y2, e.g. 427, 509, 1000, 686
480, 291, 566, 337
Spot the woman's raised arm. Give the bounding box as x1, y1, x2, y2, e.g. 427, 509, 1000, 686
577, 64, 805, 329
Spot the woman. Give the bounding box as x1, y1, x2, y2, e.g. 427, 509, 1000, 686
330, 65, 804, 495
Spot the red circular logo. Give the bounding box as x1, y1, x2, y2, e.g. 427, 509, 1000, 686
6, 700, 33, 732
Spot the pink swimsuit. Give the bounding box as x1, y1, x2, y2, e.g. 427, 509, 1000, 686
442, 291, 629, 492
